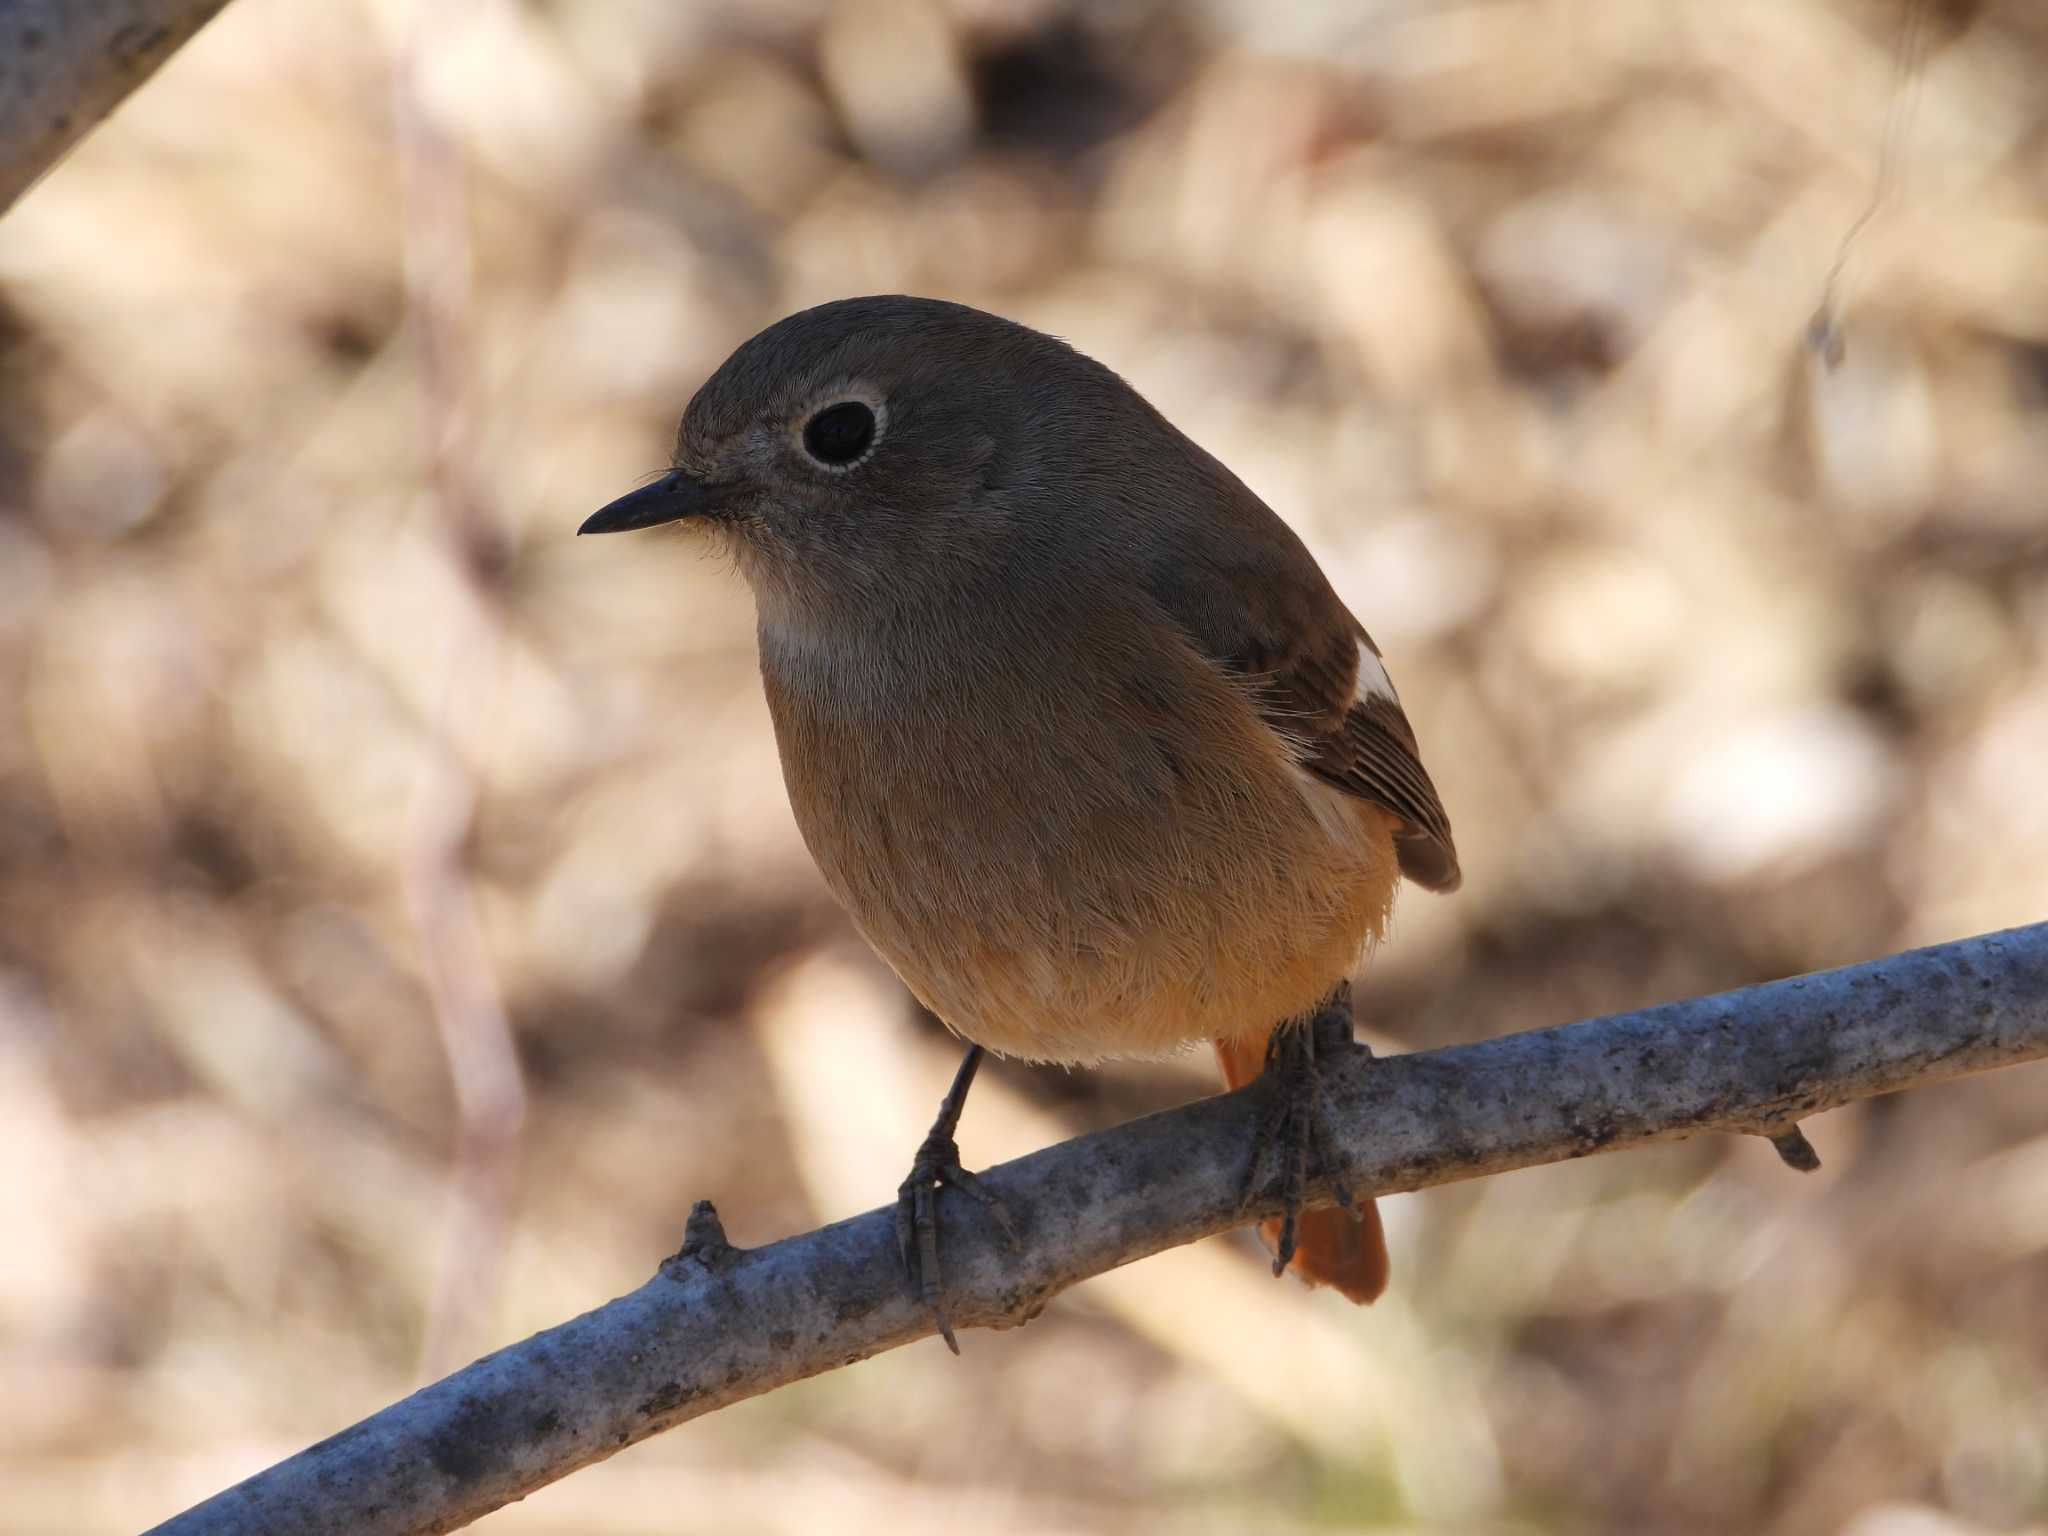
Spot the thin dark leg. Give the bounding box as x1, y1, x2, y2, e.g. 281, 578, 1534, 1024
1239, 982, 1363, 1273
894, 1043, 1017, 1354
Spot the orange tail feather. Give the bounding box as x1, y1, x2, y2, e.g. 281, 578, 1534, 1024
1215, 1031, 1388, 1305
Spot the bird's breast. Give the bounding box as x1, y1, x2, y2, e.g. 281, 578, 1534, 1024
756, 609, 1399, 1063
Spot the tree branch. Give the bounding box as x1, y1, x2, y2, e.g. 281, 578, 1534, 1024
0, 0, 234, 214
147, 922, 2048, 1536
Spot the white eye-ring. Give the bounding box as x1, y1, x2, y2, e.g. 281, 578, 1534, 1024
798, 396, 885, 471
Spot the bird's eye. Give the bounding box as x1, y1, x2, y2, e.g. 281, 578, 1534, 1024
801, 401, 876, 467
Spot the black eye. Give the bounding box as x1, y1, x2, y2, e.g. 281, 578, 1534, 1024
801, 401, 876, 466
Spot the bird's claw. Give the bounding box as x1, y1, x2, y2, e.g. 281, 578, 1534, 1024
894, 1130, 1017, 1354
1238, 993, 1364, 1274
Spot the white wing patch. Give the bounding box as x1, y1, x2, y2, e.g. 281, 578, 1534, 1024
1352, 638, 1398, 705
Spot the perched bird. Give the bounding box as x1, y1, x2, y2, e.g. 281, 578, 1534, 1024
582, 296, 1458, 1349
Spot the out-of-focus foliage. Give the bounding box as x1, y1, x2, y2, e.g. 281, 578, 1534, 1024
2, 0, 2045, 1531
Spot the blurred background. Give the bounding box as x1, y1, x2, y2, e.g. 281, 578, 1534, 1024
3, 0, 2046, 1531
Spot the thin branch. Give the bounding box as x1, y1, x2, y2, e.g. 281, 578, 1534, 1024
148, 922, 2048, 1536
0, 0, 235, 214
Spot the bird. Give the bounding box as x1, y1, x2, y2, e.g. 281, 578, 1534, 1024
581, 295, 1459, 1350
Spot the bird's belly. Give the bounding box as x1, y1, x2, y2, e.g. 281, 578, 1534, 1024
767, 649, 1400, 1063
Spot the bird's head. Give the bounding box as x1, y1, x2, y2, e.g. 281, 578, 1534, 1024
580, 295, 1141, 616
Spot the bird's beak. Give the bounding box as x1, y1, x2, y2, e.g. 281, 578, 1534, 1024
578, 471, 735, 535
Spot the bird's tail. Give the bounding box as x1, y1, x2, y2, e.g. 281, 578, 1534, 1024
1214, 1028, 1388, 1305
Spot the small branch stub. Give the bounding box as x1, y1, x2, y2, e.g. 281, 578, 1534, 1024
672, 1199, 734, 1270
1767, 1125, 1823, 1172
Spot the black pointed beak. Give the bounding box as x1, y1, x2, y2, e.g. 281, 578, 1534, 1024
579, 471, 733, 535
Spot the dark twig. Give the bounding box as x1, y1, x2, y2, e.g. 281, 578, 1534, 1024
0, 0, 236, 213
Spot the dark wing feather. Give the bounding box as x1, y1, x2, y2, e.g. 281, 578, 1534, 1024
1235, 623, 1461, 893
1130, 461, 1460, 892
1327, 670, 1460, 891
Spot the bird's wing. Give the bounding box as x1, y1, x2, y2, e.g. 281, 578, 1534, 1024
1223, 613, 1460, 892
1137, 485, 1460, 892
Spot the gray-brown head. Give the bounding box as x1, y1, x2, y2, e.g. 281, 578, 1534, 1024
583, 292, 1460, 893
579, 295, 1221, 616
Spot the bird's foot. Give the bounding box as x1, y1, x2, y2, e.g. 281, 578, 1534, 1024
892, 1045, 1018, 1354
895, 1128, 1016, 1354
1238, 985, 1364, 1273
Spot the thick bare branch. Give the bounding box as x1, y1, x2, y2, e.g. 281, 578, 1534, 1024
148, 922, 2048, 1536
0, 0, 233, 214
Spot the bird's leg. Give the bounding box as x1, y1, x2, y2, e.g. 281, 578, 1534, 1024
894, 1043, 1017, 1354
1240, 981, 1365, 1273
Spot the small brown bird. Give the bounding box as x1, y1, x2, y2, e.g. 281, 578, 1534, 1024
583, 296, 1458, 1349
